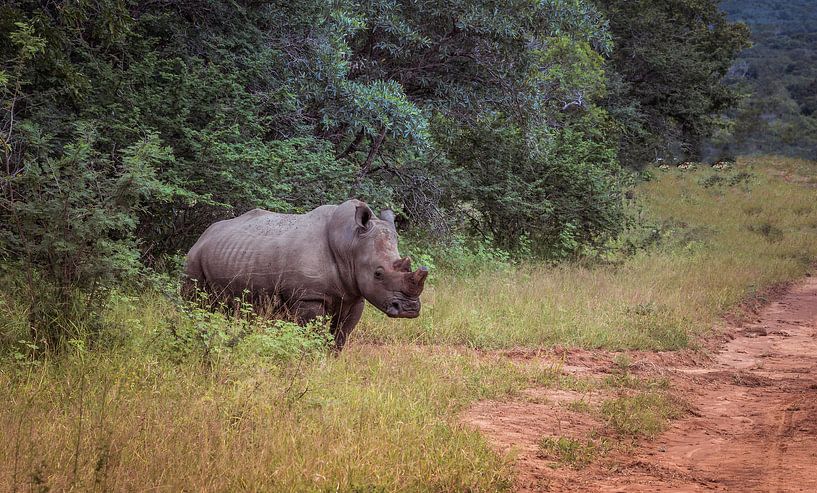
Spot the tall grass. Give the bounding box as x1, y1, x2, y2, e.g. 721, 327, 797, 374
0, 344, 560, 491
2, 156, 816, 491
358, 156, 817, 349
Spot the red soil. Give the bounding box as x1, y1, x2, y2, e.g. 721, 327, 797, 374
463, 277, 817, 492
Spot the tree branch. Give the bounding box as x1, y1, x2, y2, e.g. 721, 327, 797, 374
336, 127, 365, 160
358, 127, 387, 180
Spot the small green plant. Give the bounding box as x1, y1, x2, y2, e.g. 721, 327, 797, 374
234, 318, 334, 363
612, 353, 632, 370
162, 288, 333, 364
602, 354, 641, 388
727, 170, 753, 187
566, 399, 592, 413
699, 173, 726, 188
600, 392, 682, 437
538, 436, 611, 468
699, 169, 754, 189
603, 359, 671, 391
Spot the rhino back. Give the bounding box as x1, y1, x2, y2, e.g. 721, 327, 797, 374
187, 206, 342, 300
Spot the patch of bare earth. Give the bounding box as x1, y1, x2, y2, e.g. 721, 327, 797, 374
462, 277, 817, 492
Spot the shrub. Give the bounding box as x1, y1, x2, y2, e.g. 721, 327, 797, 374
600, 392, 682, 437
158, 288, 333, 365
440, 113, 626, 258
0, 125, 170, 348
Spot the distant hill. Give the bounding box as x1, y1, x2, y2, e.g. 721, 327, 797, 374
721, 0, 817, 33
710, 0, 817, 159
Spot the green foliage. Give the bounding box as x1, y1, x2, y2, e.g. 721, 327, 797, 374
0, 122, 169, 346
598, 0, 751, 165
442, 111, 625, 257
163, 292, 334, 364
234, 319, 334, 363
401, 234, 514, 278
698, 169, 753, 189
0, 0, 626, 260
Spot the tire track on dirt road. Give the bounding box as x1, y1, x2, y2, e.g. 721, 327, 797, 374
464, 276, 817, 492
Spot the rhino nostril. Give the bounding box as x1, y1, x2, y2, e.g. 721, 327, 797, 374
386, 301, 401, 317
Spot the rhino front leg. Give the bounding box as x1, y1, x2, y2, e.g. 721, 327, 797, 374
332, 300, 365, 352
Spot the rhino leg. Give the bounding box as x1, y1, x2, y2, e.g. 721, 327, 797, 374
182, 254, 205, 301
287, 300, 329, 325
332, 300, 365, 352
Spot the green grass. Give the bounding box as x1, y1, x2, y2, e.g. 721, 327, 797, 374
2, 156, 817, 490
357, 156, 817, 349
539, 436, 612, 468
600, 392, 683, 438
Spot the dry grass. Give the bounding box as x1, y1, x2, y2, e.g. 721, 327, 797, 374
2, 156, 816, 491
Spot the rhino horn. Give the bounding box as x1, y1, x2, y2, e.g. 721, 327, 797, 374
404, 266, 429, 296
393, 256, 412, 272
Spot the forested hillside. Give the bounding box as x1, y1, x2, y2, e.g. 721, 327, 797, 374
715, 0, 817, 158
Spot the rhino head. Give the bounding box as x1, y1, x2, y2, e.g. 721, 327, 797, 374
342, 202, 428, 318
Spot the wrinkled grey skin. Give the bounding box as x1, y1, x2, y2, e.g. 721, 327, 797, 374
184, 199, 428, 350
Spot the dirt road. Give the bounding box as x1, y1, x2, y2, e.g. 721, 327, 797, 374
465, 277, 817, 492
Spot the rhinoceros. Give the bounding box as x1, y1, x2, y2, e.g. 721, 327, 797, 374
183, 199, 428, 350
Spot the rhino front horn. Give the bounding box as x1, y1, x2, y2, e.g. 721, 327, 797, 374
412, 266, 429, 290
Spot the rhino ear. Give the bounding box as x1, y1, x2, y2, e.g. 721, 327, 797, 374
379, 209, 396, 229
354, 203, 373, 232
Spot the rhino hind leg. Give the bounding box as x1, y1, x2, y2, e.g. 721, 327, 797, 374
284, 299, 330, 326
182, 254, 205, 302
180, 275, 200, 301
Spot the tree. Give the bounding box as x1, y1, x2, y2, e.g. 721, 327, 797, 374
597, 0, 751, 165
2, 0, 624, 254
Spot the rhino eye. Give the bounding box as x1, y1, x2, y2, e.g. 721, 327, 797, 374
374, 267, 385, 280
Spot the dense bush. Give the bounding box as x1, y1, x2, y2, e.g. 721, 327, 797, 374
442, 113, 624, 256
0, 126, 171, 346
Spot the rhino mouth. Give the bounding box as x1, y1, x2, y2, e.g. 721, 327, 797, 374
385, 297, 421, 318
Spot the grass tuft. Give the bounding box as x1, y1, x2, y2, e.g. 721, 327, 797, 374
539, 436, 612, 468
600, 392, 683, 438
